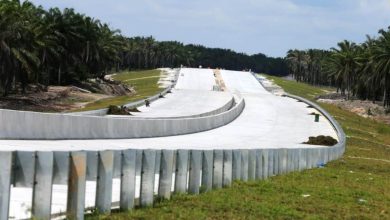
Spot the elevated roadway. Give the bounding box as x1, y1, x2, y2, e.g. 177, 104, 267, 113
1, 68, 341, 219
0, 68, 337, 151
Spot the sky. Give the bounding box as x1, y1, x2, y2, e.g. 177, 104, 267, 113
29, 0, 390, 58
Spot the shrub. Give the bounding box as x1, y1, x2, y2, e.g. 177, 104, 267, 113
107, 105, 131, 115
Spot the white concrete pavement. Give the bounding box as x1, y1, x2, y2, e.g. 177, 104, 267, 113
175, 68, 216, 90
128, 90, 233, 118
0, 68, 337, 151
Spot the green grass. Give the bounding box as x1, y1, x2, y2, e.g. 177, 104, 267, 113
90, 75, 390, 220
264, 74, 335, 101
79, 69, 163, 111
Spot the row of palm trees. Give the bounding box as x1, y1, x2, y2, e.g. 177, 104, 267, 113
119, 37, 288, 75
0, 0, 124, 96
286, 26, 390, 108
286, 49, 331, 86
185, 45, 288, 76
0, 0, 287, 97
119, 37, 194, 70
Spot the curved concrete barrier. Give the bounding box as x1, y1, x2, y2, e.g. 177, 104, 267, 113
0, 92, 245, 140
283, 93, 346, 150
252, 72, 345, 155
193, 93, 236, 118
75, 71, 236, 120
112, 93, 236, 120
283, 93, 346, 161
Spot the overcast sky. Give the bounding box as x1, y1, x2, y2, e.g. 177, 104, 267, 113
29, 0, 390, 57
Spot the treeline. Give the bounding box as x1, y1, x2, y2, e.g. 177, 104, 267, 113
0, 0, 123, 96
286, 27, 390, 108
0, 0, 287, 97
184, 45, 287, 75
119, 38, 287, 75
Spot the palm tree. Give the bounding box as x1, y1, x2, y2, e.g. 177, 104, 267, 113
286, 49, 307, 82
325, 40, 359, 99
0, 0, 41, 95
372, 27, 390, 108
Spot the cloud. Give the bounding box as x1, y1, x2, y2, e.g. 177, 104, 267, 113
29, 0, 390, 57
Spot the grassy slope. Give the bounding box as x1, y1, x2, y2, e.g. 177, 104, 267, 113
79, 69, 163, 111
91, 76, 390, 220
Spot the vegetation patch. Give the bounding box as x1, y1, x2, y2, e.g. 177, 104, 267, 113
107, 105, 131, 115
303, 135, 338, 146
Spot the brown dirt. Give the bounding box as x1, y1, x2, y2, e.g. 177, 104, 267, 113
0, 78, 134, 112
0, 86, 111, 112
317, 94, 390, 125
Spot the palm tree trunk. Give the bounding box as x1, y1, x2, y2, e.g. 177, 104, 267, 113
58, 66, 61, 85
383, 75, 388, 108
3, 75, 11, 97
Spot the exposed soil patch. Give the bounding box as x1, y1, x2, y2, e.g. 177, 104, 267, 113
317, 93, 390, 125
0, 86, 108, 112
0, 79, 134, 112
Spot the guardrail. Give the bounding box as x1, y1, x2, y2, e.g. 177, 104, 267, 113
0, 144, 345, 219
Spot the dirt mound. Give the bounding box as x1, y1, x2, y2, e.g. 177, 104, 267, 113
0, 79, 134, 112
107, 105, 131, 115
303, 135, 338, 146
75, 78, 135, 96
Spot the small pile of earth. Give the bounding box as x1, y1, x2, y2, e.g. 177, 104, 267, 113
107, 105, 140, 115
303, 135, 338, 146
107, 105, 131, 115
